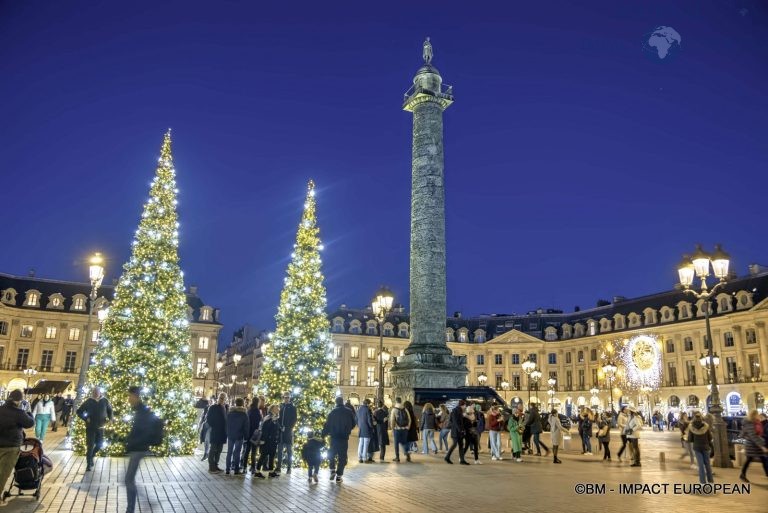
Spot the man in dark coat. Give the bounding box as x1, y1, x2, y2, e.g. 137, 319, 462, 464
206, 393, 228, 473
356, 399, 374, 463
242, 399, 263, 472
445, 400, 469, 465
51, 393, 63, 432
76, 387, 113, 471
276, 391, 297, 475
125, 386, 159, 513
225, 398, 249, 475
322, 396, 357, 483
61, 394, 74, 428
0, 389, 34, 503
373, 402, 389, 462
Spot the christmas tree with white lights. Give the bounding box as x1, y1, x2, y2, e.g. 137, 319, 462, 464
258, 180, 335, 462
73, 130, 197, 456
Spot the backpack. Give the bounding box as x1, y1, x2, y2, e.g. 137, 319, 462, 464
148, 415, 165, 446
394, 407, 409, 428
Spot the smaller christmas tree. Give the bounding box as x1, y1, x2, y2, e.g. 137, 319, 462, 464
258, 180, 336, 462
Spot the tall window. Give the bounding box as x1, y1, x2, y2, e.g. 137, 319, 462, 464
566, 370, 573, 389
548, 353, 557, 365
511, 354, 520, 365
367, 324, 377, 336
196, 358, 208, 376
349, 365, 358, 386
367, 347, 376, 359
565, 352, 571, 364
591, 369, 598, 386
16, 348, 29, 369
577, 351, 584, 363
666, 340, 674, 353
477, 354, 485, 365
335, 365, 342, 385
40, 350, 54, 371
578, 369, 585, 389
746, 329, 757, 344
366, 366, 375, 386
45, 326, 57, 339
198, 337, 210, 350
334, 346, 342, 359
512, 374, 521, 390
529, 353, 537, 364
684, 337, 693, 351
725, 357, 737, 381
590, 349, 597, 361
0, 321, 7, 336
723, 332, 734, 347
685, 361, 697, 385
748, 354, 760, 378
68, 327, 81, 341
91, 330, 99, 342
64, 351, 77, 372
458, 331, 467, 342
494, 354, 503, 365
495, 373, 503, 389
350, 346, 360, 359
20, 325, 34, 338
200, 308, 212, 321
72, 297, 85, 310
667, 363, 677, 386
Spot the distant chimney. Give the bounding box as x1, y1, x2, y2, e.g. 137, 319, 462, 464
28, 268, 35, 278
613, 296, 626, 304
453, 311, 462, 319
189, 285, 198, 296
574, 305, 581, 312
596, 299, 611, 307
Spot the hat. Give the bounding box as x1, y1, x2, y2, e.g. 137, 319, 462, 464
8, 389, 23, 402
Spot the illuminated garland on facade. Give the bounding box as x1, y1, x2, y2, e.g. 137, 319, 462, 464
617, 334, 663, 390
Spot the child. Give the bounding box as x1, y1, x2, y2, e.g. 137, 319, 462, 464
301, 431, 325, 484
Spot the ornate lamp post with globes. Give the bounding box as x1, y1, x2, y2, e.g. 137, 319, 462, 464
602, 361, 617, 421
371, 287, 394, 405
501, 380, 510, 403
547, 377, 556, 411
677, 244, 733, 468
522, 356, 536, 405
478, 373, 488, 387
531, 369, 542, 404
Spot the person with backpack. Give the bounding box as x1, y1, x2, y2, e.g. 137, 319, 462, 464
225, 397, 249, 475
0, 389, 34, 506
125, 386, 164, 513
322, 396, 357, 483
76, 387, 113, 471
206, 393, 228, 473
243, 397, 263, 474
389, 397, 412, 462
445, 400, 469, 465
686, 412, 713, 484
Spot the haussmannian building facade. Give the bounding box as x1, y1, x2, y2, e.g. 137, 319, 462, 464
329, 265, 768, 416
0, 272, 222, 398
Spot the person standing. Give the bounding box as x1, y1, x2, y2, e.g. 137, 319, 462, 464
739, 409, 768, 483
437, 404, 451, 453
420, 403, 438, 455
0, 390, 34, 505
255, 405, 280, 478
548, 409, 563, 464
445, 400, 468, 465
507, 408, 524, 462
616, 406, 629, 462
356, 398, 374, 463
486, 405, 503, 461
243, 397, 263, 473
32, 394, 56, 440
596, 413, 611, 461
373, 401, 389, 462
125, 386, 162, 513
678, 412, 695, 467
276, 391, 297, 475
76, 388, 113, 471
322, 396, 356, 483
390, 397, 412, 463
625, 407, 643, 467
225, 397, 249, 475
686, 412, 713, 484
301, 431, 325, 484
198, 397, 212, 462
404, 401, 419, 455
462, 403, 481, 464
527, 404, 549, 457
205, 393, 228, 474
51, 393, 63, 432
61, 393, 74, 429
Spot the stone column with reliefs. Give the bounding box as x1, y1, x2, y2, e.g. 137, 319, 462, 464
391, 38, 468, 403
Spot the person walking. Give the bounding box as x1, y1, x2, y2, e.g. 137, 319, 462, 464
437, 404, 451, 452
420, 403, 438, 454
462, 403, 481, 464
51, 393, 63, 432
124, 386, 163, 513
597, 412, 611, 461
625, 407, 643, 467
373, 401, 389, 462
616, 406, 630, 462
548, 409, 563, 464
76, 388, 113, 471
739, 409, 768, 483
390, 398, 412, 462
205, 393, 228, 474
508, 408, 524, 462
686, 412, 713, 484
678, 412, 695, 468
32, 394, 56, 440
225, 397, 249, 475
356, 398, 374, 463
578, 408, 594, 455
527, 404, 549, 457
0, 389, 34, 505
243, 397, 263, 473
322, 396, 356, 483
445, 400, 468, 465
404, 401, 419, 455
486, 405, 503, 461
475, 404, 486, 454
61, 393, 74, 429
276, 392, 297, 475
253, 404, 279, 478
301, 431, 325, 484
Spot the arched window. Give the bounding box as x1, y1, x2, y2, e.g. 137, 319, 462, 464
668, 395, 680, 407
687, 395, 699, 407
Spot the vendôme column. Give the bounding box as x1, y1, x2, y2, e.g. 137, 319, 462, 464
391, 38, 468, 403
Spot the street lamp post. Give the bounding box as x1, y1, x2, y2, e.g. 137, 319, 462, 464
478, 373, 488, 387
215, 361, 224, 396
74, 253, 105, 406
501, 380, 510, 403
547, 378, 556, 411
23, 368, 38, 392
677, 244, 733, 468
590, 387, 600, 412
531, 369, 542, 404
371, 287, 394, 405
199, 366, 210, 398
230, 374, 237, 398
602, 361, 617, 421
232, 353, 242, 398
522, 356, 536, 405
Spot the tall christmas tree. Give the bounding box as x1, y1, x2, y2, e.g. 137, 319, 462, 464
73, 130, 197, 456
258, 180, 335, 461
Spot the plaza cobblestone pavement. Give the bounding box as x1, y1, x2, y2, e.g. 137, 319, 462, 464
3, 428, 767, 513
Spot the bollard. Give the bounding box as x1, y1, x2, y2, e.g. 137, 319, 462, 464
735, 445, 745, 467
659, 451, 665, 464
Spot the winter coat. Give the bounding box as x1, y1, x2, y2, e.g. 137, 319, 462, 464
476, 409, 485, 434
301, 437, 325, 466
33, 400, 56, 418
356, 404, 374, 438
437, 410, 451, 431
322, 405, 357, 440
625, 414, 642, 439
449, 406, 465, 438
374, 407, 389, 446
420, 410, 437, 430
61, 398, 74, 415
198, 405, 210, 443
578, 414, 593, 436
526, 408, 543, 435
125, 402, 157, 453
260, 416, 280, 452
741, 419, 767, 459
279, 402, 297, 443
0, 402, 34, 448
487, 410, 503, 432
617, 411, 628, 434
507, 414, 523, 453
246, 406, 262, 441
206, 403, 228, 444
76, 397, 113, 430
549, 414, 564, 446
226, 406, 249, 441
389, 403, 411, 431
405, 405, 419, 442
597, 419, 611, 442
686, 419, 712, 453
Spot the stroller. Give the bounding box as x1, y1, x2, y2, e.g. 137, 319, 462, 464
3, 437, 46, 500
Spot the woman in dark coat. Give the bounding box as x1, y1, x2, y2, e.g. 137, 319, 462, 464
404, 401, 419, 452
242, 398, 263, 473
255, 404, 281, 479
740, 409, 768, 483
366, 403, 380, 460
373, 402, 390, 462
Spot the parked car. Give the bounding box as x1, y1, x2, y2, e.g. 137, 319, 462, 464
541, 413, 572, 431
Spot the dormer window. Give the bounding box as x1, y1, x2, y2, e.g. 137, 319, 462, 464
613, 314, 625, 330
587, 320, 597, 336
628, 313, 641, 328
677, 301, 691, 319
72, 295, 87, 311
574, 323, 585, 337
445, 328, 455, 342
383, 322, 394, 337
332, 318, 345, 333
200, 306, 213, 322
643, 308, 657, 326
735, 290, 754, 310
366, 321, 377, 335
1, 288, 17, 305
24, 290, 41, 307
47, 293, 65, 309
561, 324, 572, 339
349, 320, 361, 334
457, 328, 468, 343
695, 299, 711, 317
659, 306, 674, 323
599, 318, 612, 333
474, 329, 486, 343
544, 326, 558, 341
398, 323, 409, 338
715, 293, 732, 314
